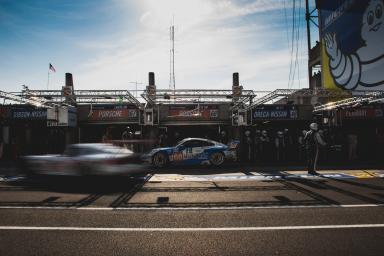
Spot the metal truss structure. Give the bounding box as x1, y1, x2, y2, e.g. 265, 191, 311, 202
246, 89, 299, 110
0, 90, 53, 108
3, 87, 383, 113
313, 91, 384, 113
74, 90, 140, 106
246, 88, 359, 110
4, 90, 141, 107
141, 89, 256, 105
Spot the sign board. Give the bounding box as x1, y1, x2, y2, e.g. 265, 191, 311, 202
62, 86, 72, 96
167, 105, 219, 120
232, 86, 242, 97
318, 0, 384, 92
11, 107, 47, 120
232, 109, 247, 126
46, 106, 77, 127
341, 106, 384, 119
252, 105, 298, 120
78, 104, 139, 123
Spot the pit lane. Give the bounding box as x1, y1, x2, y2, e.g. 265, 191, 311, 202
1, 167, 384, 256
0, 167, 383, 209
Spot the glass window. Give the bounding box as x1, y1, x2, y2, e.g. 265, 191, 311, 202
182, 140, 212, 148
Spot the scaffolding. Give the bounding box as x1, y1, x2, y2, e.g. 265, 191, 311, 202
6, 89, 141, 107
313, 91, 384, 113
0, 90, 53, 108
141, 89, 256, 105
246, 88, 360, 111
4, 87, 382, 114
246, 89, 299, 110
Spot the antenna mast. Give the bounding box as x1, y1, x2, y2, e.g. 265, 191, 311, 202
169, 20, 176, 91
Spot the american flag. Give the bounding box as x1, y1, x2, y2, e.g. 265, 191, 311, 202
49, 63, 56, 72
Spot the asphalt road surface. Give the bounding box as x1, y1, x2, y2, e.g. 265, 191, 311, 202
0, 166, 383, 256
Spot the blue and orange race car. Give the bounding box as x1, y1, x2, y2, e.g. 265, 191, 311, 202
142, 138, 239, 168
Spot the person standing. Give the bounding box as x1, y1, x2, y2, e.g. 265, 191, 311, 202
244, 130, 252, 162
219, 130, 228, 145
122, 126, 131, 140
298, 130, 307, 161
283, 128, 293, 161
274, 131, 285, 162
253, 130, 261, 161
122, 126, 131, 148
260, 130, 271, 162
347, 132, 358, 161
304, 123, 326, 175
102, 127, 113, 143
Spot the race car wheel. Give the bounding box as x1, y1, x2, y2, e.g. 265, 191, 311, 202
209, 152, 225, 167
152, 152, 168, 168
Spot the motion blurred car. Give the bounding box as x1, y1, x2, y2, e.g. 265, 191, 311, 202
22, 143, 146, 176
142, 138, 239, 168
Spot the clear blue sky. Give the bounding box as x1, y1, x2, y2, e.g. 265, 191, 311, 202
0, 0, 318, 92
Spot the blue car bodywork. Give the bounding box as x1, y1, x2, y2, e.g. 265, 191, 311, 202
143, 138, 238, 167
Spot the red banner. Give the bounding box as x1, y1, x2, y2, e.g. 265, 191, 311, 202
342, 107, 384, 119
78, 105, 139, 122
168, 105, 219, 120
88, 109, 129, 120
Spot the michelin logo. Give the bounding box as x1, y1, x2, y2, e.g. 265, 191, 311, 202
325, 0, 384, 90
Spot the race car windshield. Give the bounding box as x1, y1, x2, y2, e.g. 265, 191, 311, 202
175, 139, 188, 147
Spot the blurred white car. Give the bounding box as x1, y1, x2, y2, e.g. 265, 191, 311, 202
22, 143, 146, 176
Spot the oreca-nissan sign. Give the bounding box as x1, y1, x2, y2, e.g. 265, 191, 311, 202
252, 105, 298, 120
253, 110, 289, 118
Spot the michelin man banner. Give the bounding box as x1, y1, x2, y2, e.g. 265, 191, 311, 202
319, 0, 384, 92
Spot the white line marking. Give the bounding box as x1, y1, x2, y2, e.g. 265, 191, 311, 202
1, 224, 384, 232
0, 204, 382, 211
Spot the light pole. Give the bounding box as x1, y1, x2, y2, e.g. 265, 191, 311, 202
128, 81, 143, 98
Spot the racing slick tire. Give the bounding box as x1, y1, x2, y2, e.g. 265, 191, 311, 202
209, 152, 225, 167
152, 152, 169, 168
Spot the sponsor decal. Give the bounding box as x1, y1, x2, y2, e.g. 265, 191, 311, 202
169, 151, 198, 161
168, 147, 209, 162
170, 152, 184, 161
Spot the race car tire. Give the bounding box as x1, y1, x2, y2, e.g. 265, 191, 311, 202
209, 152, 225, 167
152, 152, 168, 168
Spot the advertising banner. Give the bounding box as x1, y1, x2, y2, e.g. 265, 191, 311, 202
319, 0, 384, 92
252, 105, 299, 120
11, 106, 47, 120
342, 106, 384, 119
78, 104, 139, 123
167, 105, 219, 120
